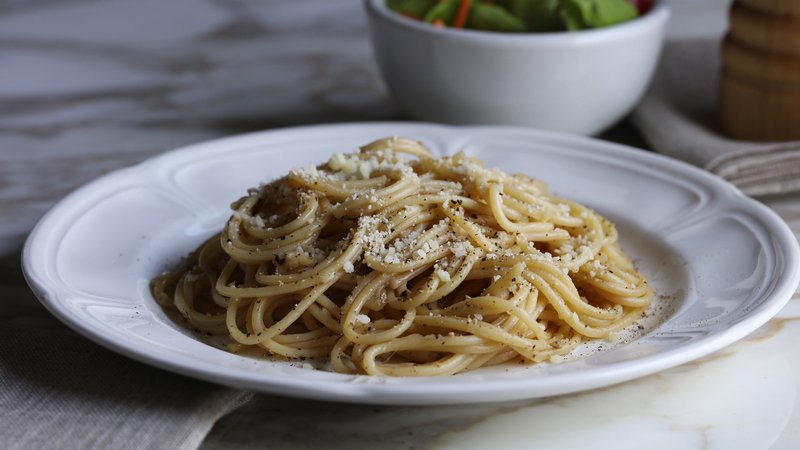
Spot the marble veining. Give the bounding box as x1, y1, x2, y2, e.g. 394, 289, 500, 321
0, 0, 396, 256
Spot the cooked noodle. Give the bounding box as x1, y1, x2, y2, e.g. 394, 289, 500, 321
151, 137, 653, 376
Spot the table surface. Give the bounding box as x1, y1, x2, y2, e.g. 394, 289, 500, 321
3, 1, 800, 449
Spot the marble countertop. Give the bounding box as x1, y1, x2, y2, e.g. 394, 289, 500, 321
3, 0, 799, 449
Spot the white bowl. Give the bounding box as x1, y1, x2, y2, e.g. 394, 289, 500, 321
365, 0, 670, 135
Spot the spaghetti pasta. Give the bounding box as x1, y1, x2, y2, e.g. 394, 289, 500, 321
151, 137, 653, 376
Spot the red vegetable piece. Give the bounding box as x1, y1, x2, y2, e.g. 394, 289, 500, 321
630, 0, 653, 15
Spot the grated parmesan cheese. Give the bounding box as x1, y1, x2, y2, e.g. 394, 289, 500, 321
355, 314, 371, 324
451, 240, 471, 257
435, 269, 451, 283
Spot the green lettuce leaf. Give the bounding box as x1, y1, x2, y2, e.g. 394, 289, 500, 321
467, 2, 528, 32
387, 0, 437, 19
560, 0, 639, 30
423, 0, 461, 24
510, 0, 563, 32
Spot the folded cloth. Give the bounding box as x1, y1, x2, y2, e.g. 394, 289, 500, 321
0, 323, 253, 450
631, 38, 800, 197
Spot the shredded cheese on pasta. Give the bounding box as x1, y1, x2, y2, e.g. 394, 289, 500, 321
151, 137, 653, 376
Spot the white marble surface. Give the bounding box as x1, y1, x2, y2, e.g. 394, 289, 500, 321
3, 0, 800, 449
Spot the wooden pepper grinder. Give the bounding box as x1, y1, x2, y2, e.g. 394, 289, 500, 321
719, 0, 800, 141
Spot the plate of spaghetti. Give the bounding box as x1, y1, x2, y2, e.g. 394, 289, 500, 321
23, 123, 800, 404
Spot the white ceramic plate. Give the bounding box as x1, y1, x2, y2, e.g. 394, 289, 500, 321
23, 123, 800, 405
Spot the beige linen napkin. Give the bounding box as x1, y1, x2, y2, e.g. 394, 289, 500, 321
631, 39, 800, 196
0, 322, 252, 450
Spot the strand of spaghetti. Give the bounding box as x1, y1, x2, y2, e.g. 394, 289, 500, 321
331, 175, 421, 218
341, 273, 418, 345
360, 136, 433, 157
362, 338, 490, 376
288, 174, 388, 201
577, 271, 652, 306
419, 250, 481, 306
523, 272, 612, 338
503, 185, 582, 227
442, 294, 550, 341
487, 183, 566, 239
173, 274, 227, 333
531, 266, 623, 320
241, 192, 321, 239
441, 200, 494, 251
226, 275, 339, 344
255, 247, 346, 285
252, 336, 340, 359
217, 240, 363, 297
